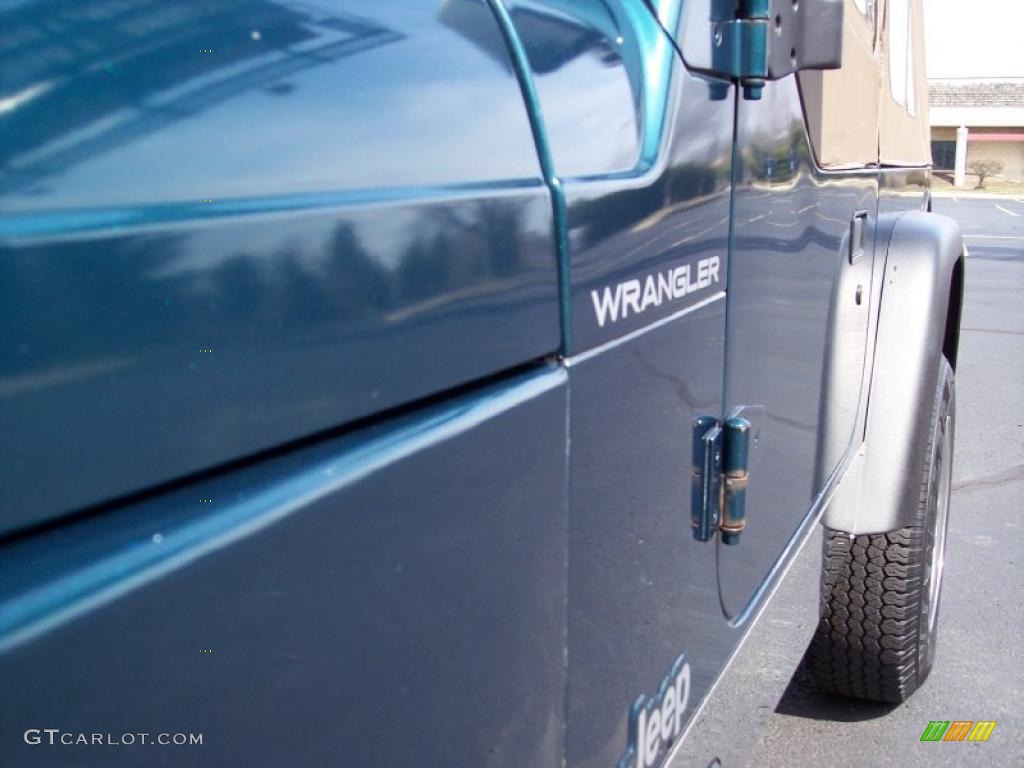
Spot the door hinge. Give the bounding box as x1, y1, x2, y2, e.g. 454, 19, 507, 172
709, 0, 845, 100
691, 415, 722, 542
690, 415, 751, 544
712, 0, 771, 100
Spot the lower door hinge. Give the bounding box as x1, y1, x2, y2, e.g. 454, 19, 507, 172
691, 415, 751, 544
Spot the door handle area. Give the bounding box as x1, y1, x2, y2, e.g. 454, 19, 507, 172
849, 211, 869, 265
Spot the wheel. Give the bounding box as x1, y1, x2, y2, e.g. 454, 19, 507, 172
810, 357, 955, 703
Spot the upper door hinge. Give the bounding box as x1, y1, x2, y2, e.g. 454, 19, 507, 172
710, 0, 844, 100
713, 0, 771, 100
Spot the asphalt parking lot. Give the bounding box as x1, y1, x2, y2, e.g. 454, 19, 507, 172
751, 195, 1024, 767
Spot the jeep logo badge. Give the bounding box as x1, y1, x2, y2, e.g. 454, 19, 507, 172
616, 654, 692, 768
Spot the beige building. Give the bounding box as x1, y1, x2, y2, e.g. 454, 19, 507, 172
929, 79, 1024, 185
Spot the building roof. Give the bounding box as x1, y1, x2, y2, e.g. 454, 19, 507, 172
929, 79, 1024, 108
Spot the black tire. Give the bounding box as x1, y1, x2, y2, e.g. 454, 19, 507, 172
810, 358, 955, 703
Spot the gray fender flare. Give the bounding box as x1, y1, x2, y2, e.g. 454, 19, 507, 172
823, 211, 964, 534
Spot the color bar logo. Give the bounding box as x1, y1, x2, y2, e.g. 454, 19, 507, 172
920, 720, 997, 742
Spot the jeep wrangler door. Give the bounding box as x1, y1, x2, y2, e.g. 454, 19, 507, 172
648, 0, 877, 616
717, 74, 878, 617
714, 0, 881, 617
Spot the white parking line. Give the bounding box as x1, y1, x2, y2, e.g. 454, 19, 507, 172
951, 196, 959, 202
994, 204, 1019, 217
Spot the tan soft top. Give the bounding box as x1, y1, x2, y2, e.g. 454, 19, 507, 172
799, 0, 930, 168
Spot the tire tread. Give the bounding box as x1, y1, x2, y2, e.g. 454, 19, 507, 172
810, 359, 954, 703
